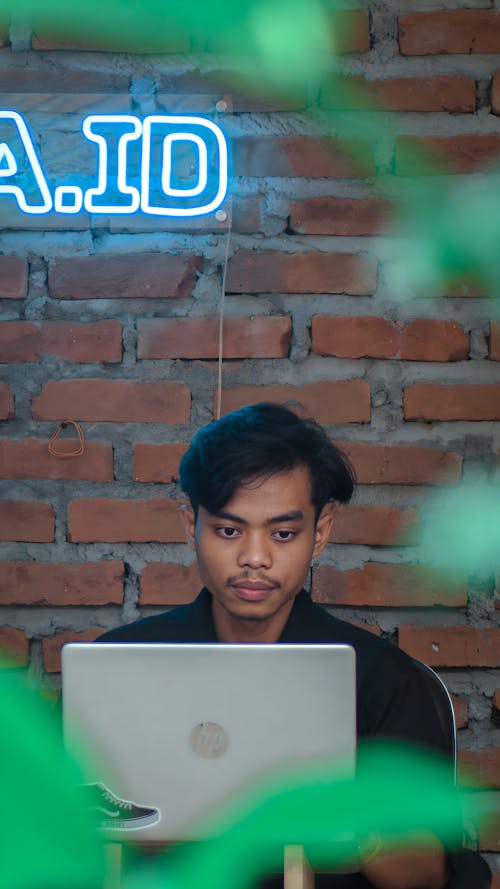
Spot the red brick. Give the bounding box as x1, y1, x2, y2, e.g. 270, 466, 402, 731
0, 501, 55, 542
107, 198, 259, 235
217, 196, 261, 233
0, 561, 124, 605
399, 626, 500, 667
396, 135, 500, 176
219, 381, 371, 424
137, 316, 292, 359
0, 383, 14, 419
0, 322, 38, 362
0, 257, 27, 299
329, 504, 419, 546
159, 69, 307, 113
41, 320, 122, 362
312, 317, 468, 362
48, 254, 201, 299
0, 627, 29, 667
290, 198, 391, 236
479, 806, 500, 852
204, 77, 307, 114
490, 322, 500, 361
450, 694, 468, 730
313, 564, 466, 608
68, 499, 184, 543
392, 318, 471, 361
491, 73, 500, 117
399, 10, 500, 56
133, 443, 188, 483
0, 68, 129, 93
321, 74, 476, 113
226, 251, 376, 296
32, 31, 187, 52
330, 9, 370, 54
140, 562, 201, 605
445, 276, 491, 300
337, 441, 462, 486
314, 316, 392, 358
42, 628, 106, 674
32, 380, 190, 424
458, 749, 500, 789
32, 13, 189, 53
204, 9, 368, 55
492, 871, 500, 889
232, 136, 375, 178
404, 384, 500, 421
0, 438, 112, 481
0, 320, 122, 363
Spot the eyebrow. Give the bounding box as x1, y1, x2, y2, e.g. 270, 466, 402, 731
211, 509, 305, 526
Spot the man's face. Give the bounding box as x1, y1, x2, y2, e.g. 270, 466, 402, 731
181, 464, 333, 641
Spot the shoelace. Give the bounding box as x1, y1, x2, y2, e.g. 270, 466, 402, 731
102, 790, 132, 810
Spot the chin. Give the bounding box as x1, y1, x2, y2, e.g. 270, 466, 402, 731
232, 601, 271, 617
228, 599, 277, 621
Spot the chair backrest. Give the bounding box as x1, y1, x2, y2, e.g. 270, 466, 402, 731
411, 657, 457, 780
411, 660, 492, 889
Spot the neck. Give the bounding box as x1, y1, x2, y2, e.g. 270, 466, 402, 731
211, 598, 295, 644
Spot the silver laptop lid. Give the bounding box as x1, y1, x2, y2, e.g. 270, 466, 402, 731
62, 643, 356, 842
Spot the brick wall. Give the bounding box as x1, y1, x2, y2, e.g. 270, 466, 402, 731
0, 1, 498, 871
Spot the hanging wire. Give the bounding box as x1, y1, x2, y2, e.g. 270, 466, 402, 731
216, 195, 233, 420
48, 419, 85, 457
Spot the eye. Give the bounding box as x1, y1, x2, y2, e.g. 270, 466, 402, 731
216, 526, 240, 538
272, 530, 296, 541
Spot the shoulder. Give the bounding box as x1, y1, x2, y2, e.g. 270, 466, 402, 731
97, 608, 189, 642
295, 595, 427, 691
287, 591, 401, 661
290, 595, 449, 749
97, 589, 215, 643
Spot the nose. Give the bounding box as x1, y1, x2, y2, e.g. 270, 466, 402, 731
237, 532, 272, 569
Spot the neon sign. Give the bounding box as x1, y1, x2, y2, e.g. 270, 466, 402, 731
0, 111, 228, 217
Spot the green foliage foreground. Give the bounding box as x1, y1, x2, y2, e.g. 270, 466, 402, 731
1, 666, 494, 889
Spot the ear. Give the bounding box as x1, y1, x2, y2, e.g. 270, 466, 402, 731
312, 502, 335, 558
179, 502, 196, 549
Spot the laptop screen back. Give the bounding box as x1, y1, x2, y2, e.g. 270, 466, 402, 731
62, 643, 356, 841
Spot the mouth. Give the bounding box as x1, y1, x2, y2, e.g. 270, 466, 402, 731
230, 582, 278, 603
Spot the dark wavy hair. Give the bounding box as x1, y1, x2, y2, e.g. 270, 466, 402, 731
179, 403, 355, 520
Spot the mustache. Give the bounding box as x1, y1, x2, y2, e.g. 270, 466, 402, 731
227, 574, 281, 588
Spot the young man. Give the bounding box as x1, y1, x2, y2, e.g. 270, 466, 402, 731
100, 403, 455, 889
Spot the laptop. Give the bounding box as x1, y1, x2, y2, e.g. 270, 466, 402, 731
62, 643, 356, 842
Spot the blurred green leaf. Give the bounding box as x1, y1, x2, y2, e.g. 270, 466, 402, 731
0, 667, 105, 889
